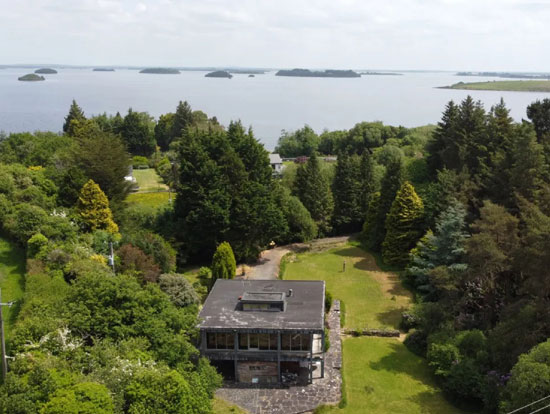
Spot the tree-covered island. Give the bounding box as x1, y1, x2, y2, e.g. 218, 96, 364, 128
34, 68, 57, 74
18, 73, 45, 81
205, 70, 233, 78
139, 68, 181, 74
275, 68, 361, 78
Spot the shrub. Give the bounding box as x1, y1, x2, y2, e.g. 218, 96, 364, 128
117, 244, 161, 283
404, 330, 427, 357
427, 342, 460, 377
41, 382, 114, 414
159, 274, 199, 307
132, 156, 149, 169
27, 233, 48, 259
211, 242, 236, 287
325, 290, 333, 313
76, 180, 118, 234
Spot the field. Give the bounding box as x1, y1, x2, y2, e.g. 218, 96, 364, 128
283, 244, 471, 414
126, 192, 171, 209
284, 244, 411, 330
443, 80, 550, 92
0, 238, 25, 338
133, 168, 168, 192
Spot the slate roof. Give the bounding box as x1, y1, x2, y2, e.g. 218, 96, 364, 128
198, 279, 325, 331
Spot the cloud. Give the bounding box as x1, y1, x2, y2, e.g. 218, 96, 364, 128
0, 0, 549, 70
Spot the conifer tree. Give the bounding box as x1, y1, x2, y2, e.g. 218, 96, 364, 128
332, 152, 362, 233
361, 191, 380, 249
382, 181, 424, 266
171, 100, 193, 139
427, 101, 459, 173
359, 150, 376, 213
63, 100, 86, 135
76, 179, 118, 233
211, 242, 236, 287
120, 109, 156, 156
294, 152, 334, 236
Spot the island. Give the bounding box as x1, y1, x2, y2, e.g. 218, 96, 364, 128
440, 80, 550, 93
275, 68, 361, 78
248, 74, 255, 78
361, 71, 402, 76
18, 74, 45, 82
205, 70, 233, 79
229, 69, 266, 75
139, 68, 180, 74
35, 68, 57, 74
93, 68, 115, 72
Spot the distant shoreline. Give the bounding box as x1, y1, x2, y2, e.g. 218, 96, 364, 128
440, 80, 550, 93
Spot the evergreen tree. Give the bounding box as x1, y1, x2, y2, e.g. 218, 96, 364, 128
427, 101, 459, 173
120, 109, 156, 156
367, 157, 403, 251
63, 100, 86, 135
382, 181, 425, 266
407, 200, 468, 298
155, 113, 175, 151
211, 242, 236, 287
171, 100, 193, 140
526, 98, 550, 144
331, 152, 362, 234
359, 150, 376, 213
76, 179, 118, 233
294, 152, 334, 236
361, 192, 380, 249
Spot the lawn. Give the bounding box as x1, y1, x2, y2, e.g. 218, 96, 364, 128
283, 243, 472, 414
126, 192, 171, 209
0, 237, 25, 339
444, 80, 550, 92
284, 245, 411, 330
133, 168, 168, 193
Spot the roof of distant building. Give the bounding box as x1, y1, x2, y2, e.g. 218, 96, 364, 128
269, 153, 283, 164
198, 279, 325, 331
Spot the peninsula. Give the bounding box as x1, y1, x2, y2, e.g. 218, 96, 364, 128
139, 68, 180, 74
275, 68, 361, 78
18, 73, 45, 81
441, 80, 550, 93
457, 71, 550, 80
35, 68, 57, 74
205, 70, 233, 79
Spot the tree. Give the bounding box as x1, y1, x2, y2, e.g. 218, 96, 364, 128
359, 150, 376, 213
155, 113, 175, 151
63, 100, 86, 135
272, 184, 317, 243
76, 179, 118, 234
331, 152, 362, 234
171, 101, 193, 140
382, 181, 424, 266
159, 274, 199, 307
294, 152, 334, 236
118, 244, 161, 283
120, 109, 156, 156
526, 98, 550, 145
275, 126, 319, 157
211, 242, 236, 287
41, 383, 114, 414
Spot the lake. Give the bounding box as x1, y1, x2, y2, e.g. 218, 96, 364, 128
1, 68, 548, 150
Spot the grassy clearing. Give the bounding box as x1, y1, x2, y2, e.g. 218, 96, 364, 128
126, 192, 171, 209
284, 244, 411, 330
283, 243, 472, 414
0, 238, 25, 338
212, 397, 247, 413
133, 168, 168, 193
444, 80, 550, 92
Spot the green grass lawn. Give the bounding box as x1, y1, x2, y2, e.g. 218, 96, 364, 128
0, 238, 25, 339
126, 192, 172, 209
284, 245, 411, 330
445, 80, 550, 92
283, 243, 473, 414
133, 168, 168, 193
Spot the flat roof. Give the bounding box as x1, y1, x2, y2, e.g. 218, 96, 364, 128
198, 280, 325, 331
241, 291, 285, 302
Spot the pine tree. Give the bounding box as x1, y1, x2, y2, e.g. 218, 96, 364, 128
76, 179, 118, 233
332, 152, 362, 234
382, 181, 424, 266
294, 152, 334, 236
427, 101, 459, 173
361, 191, 380, 249
63, 100, 86, 135
359, 150, 376, 213
211, 242, 236, 287
171, 101, 193, 140
155, 113, 175, 151
368, 157, 403, 251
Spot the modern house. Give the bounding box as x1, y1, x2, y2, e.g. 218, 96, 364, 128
198, 279, 326, 385
269, 153, 284, 175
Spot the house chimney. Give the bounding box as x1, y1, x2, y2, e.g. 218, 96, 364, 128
287, 289, 293, 298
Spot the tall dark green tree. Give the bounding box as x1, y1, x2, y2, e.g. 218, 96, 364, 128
427, 101, 459, 173
171, 101, 193, 140
359, 150, 376, 213
155, 113, 175, 151
331, 152, 362, 234
120, 109, 156, 156
63, 100, 86, 135
294, 152, 334, 236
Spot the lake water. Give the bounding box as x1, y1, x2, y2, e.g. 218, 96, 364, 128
1, 68, 548, 150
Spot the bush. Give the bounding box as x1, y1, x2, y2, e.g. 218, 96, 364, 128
404, 330, 428, 357
132, 156, 149, 169
159, 274, 199, 307
118, 244, 161, 283
27, 233, 48, 259
41, 382, 114, 414
211, 242, 236, 287
427, 342, 460, 377
325, 290, 333, 313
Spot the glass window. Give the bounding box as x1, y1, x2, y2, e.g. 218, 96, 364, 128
207, 333, 216, 349
269, 334, 278, 350
281, 334, 291, 350
239, 333, 248, 350
216, 333, 225, 349
226, 333, 235, 349
249, 333, 259, 349
259, 334, 269, 350
290, 334, 301, 350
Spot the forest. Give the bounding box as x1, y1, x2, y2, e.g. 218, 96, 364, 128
0, 96, 550, 413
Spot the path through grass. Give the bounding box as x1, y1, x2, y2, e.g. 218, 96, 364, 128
133, 168, 168, 193
0, 238, 25, 339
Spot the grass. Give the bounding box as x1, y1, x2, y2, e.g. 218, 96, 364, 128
133, 168, 168, 193
284, 245, 411, 330
282, 243, 474, 414
126, 192, 171, 209
443, 80, 550, 92
0, 238, 25, 339
212, 397, 247, 413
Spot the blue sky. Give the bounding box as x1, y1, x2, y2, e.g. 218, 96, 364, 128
1, 0, 549, 71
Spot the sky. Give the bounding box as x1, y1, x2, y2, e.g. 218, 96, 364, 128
1, 0, 550, 71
